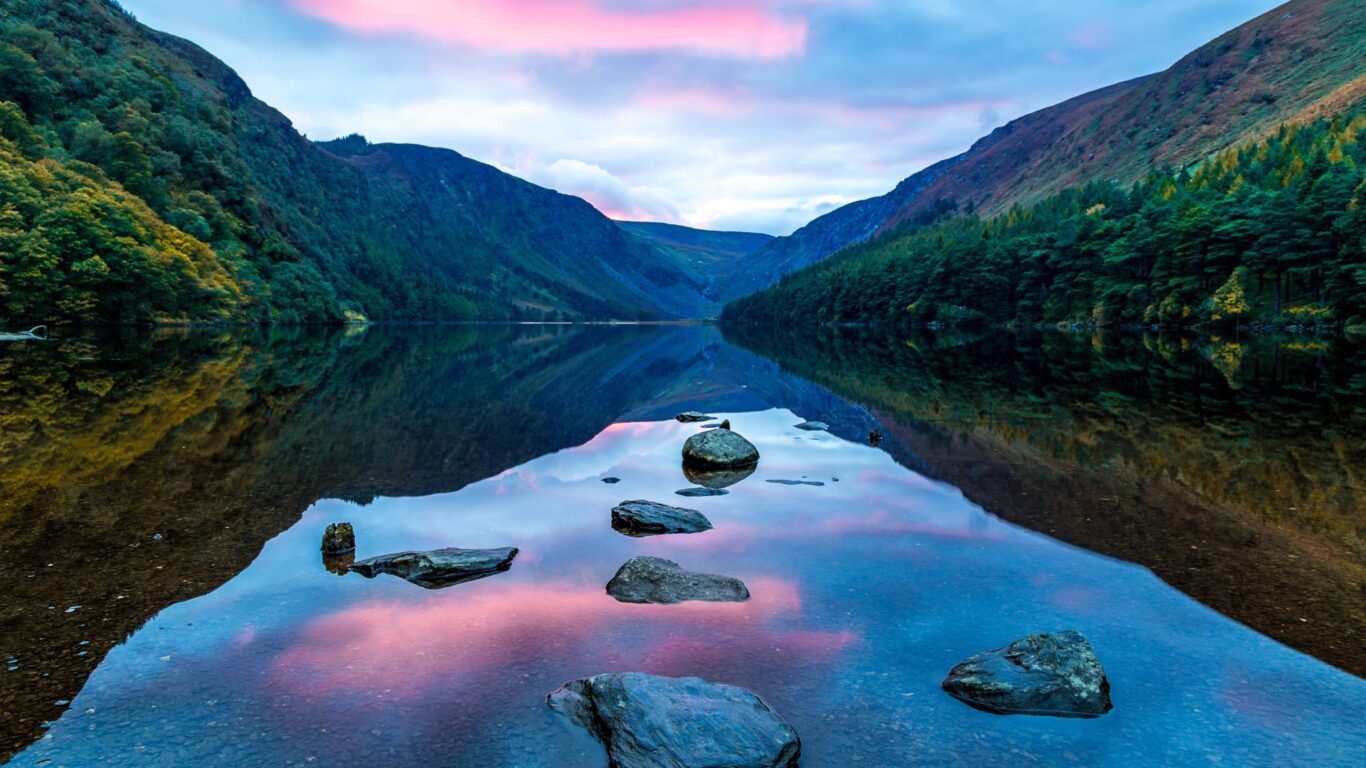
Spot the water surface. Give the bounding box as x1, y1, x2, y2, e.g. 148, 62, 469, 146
1, 326, 1362, 766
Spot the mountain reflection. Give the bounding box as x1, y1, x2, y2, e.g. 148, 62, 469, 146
725, 324, 1366, 676
1, 324, 1363, 765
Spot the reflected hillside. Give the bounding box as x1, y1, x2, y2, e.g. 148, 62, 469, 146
725, 325, 1366, 676
0, 325, 739, 760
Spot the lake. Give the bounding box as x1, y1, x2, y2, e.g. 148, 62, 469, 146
1, 325, 1362, 767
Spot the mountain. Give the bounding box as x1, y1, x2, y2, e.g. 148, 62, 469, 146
0, 0, 712, 324
729, 0, 1366, 298
615, 221, 773, 317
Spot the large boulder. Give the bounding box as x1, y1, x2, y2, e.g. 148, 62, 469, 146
942, 630, 1112, 717
612, 500, 713, 537
348, 547, 518, 590
606, 556, 749, 604
548, 673, 800, 768
682, 428, 759, 470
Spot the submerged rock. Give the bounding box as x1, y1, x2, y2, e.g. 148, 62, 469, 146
320, 522, 355, 554
766, 479, 825, 487
675, 411, 714, 423
683, 463, 756, 489
682, 428, 759, 470
612, 500, 713, 537
548, 673, 800, 768
793, 420, 829, 431
676, 486, 729, 497
942, 630, 1112, 717
606, 556, 749, 604
349, 547, 518, 589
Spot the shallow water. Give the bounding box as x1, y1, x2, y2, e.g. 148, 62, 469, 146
1, 325, 1363, 766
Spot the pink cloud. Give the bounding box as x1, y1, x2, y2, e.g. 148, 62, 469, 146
268, 577, 849, 699
287, 0, 808, 59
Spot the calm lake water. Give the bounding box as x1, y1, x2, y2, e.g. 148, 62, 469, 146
1, 325, 1363, 767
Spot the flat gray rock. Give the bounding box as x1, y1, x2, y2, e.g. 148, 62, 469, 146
548, 673, 800, 768
766, 479, 825, 487
675, 487, 729, 497
682, 428, 760, 470
942, 630, 1113, 717
348, 546, 517, 590
606, 556, 749, 604
601, 477, 621, 484
612, 500, 713, 537
793, 421, 829, 431
675, 411, 714, 423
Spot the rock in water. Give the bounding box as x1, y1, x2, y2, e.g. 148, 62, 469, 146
320, 522, 355, 554
548, 673, 800, 768
676, 487, 729, 497
942, 630, 1112, 717
612, 500, 713, 537
766, 479, 825, 487
601, 477, 621, 484
682, 428, 759, 469
793, 420, 829, 431
321, 550, 355, 576
675, 411, 714, 423
869, 428, 882, 446
606, 556, 749, 604
348, 547, 518, 589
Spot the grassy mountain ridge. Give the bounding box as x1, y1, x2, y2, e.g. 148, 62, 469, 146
0, 0, 711, 324
616, 220, 774, 316
731, 0, 1366, 298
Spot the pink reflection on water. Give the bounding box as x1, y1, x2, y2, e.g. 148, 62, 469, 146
269, 576, 848, 700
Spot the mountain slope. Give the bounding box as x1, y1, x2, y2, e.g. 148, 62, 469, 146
730, 0, 1366, 299
616, 221, 773, 316
0, 0, 704, 323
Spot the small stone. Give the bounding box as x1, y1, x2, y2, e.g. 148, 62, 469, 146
766, 479, 825, 487
321, 522, 356, 554
349, 547, 518, 589
601, 477, 622, 484
793, 421, 829, 431
675, 487, 729, 497
675, 411, 714, 423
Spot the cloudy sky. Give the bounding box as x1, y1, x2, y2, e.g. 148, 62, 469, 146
121, 0, 1281, 234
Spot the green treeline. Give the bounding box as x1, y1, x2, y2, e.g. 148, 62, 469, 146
0, 1, 665, 326
724, 108, 1366, 330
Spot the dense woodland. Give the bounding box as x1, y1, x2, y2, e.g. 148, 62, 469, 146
725, 108, 1366, 330
0, 0, 683, 325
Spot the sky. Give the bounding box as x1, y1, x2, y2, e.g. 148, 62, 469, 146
119, 0, 1283, 235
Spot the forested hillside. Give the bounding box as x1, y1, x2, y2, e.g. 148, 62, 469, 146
0, 0, 704, 324
729, 0, 1366, 299
724, 108, 1366, 330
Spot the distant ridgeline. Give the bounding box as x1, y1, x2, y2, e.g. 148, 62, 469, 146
0, 0, 732, 325
724, 107, 1366, 331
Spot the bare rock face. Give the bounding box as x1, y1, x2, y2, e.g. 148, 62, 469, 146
606, 556, 749, 604
548, 673, 800, 768
682, 428, 759, 470
942, 630, 1113, 717
612, 500, 713, 537
320, 522, 355, 554
348, 547, 518, 590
